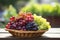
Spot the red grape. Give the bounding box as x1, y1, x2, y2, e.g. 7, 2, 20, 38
10, 16, 15, 21
23, 29, 26, 31
8, 23, 10, 26
22, 20, 26, 23
6, 25, 10, 29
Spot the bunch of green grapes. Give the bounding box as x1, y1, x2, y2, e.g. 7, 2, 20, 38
33, 14, 51, 30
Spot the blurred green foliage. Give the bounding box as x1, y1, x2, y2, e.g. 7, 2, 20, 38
21, 4, 41, 15
21, 3, 60, 17
3, 5, 17, 21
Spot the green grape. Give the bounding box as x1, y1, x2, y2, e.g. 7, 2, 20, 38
39, 22, 51, 30
33, 14, 51, 30
34, 14, 47, 25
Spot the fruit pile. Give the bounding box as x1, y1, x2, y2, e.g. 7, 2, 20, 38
6, 12, 51, 31
6, 13, 38, 31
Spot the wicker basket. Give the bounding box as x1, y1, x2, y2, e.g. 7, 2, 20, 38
6, 29, 47, 38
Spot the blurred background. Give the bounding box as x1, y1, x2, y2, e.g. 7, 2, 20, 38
0, 0, 60, 28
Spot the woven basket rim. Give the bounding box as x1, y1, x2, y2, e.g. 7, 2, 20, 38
6, 29, 47, 33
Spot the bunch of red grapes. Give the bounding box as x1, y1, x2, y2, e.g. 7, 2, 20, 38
6, 13, 38, 31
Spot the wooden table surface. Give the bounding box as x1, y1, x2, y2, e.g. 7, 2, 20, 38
0, 28, 60, 40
